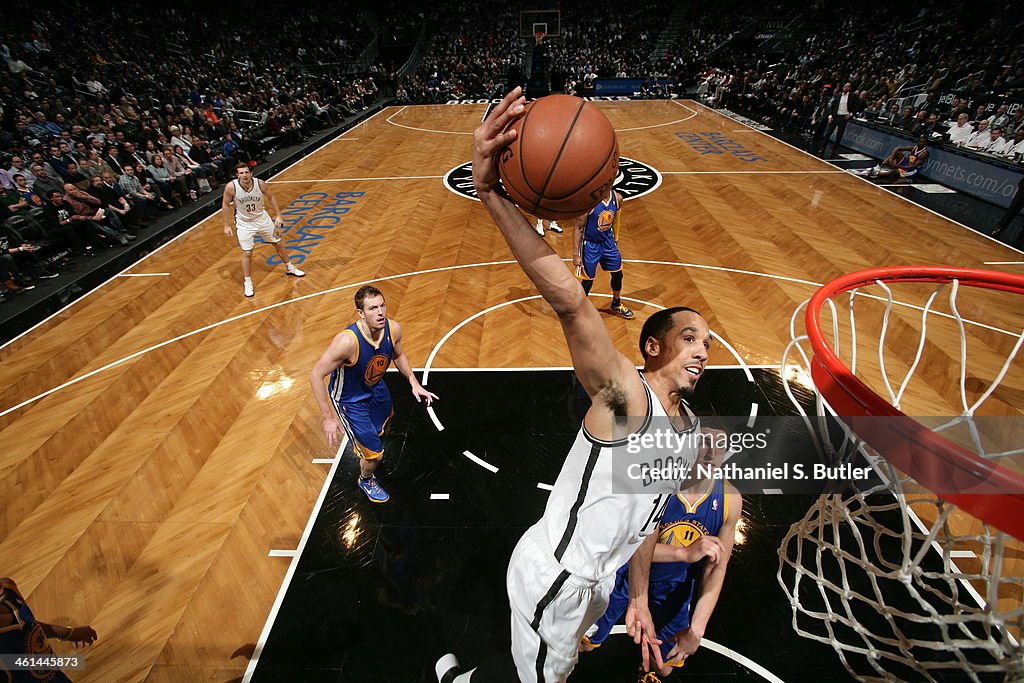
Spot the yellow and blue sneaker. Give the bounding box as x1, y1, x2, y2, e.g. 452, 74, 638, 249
357, 475, 390, 503
611, 301, 635, 320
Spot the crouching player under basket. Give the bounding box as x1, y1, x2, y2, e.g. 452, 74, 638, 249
580, 442, 741, 681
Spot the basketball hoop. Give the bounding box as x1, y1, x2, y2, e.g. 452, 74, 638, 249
534, 30, 546, 45
777, 266, 1024, 682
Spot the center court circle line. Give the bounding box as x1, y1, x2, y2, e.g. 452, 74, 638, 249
5, 258, 1011, 418
420, 293, 759, 479
386, 100, 700, 135
386, 105, 475, 136
607, 625, 784, 683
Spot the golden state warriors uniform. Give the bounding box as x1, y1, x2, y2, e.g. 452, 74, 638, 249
583, 479, 729, 664
0, 579, 71, 682
578, 192, 621, 281
327, 321, 395, 460
896, 144, 928, 177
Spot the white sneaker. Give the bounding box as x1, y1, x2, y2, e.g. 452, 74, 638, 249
243, 280, 254, 297
547, 221, 563, 233
536, 220, 545, 236
286, 264, 305, 277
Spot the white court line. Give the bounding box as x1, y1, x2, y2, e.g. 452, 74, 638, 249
311, 458, 335, 464
0, 106, 390, 353
419, 293, 759, 470
689, 99, 1024, 256
608, 625, 783, 683
114, 273, 171, 278
948, 550, 977, 558
747, 402, 759, 429
389, 99, 698, 134
481, 102, 495, 122
267, 549, 296, 558
5, 256, 1016, 418
430, 493, 451, 500
386, 105, 475, 135
463, 450, 499, 473
536, 482, 554, 491
243, 435, 348, 681
269, 175, 443, 183
426, 405, 444, 432
421, 292, 756, 387
613, 99, 698, 132
661, 170, 846, 175
985, 261, 1024, 265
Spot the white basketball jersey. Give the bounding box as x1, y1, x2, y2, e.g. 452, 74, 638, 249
538, 372, 700, 581
233, 178, 267, 221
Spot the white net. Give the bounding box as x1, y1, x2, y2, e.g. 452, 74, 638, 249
777, 274, 1024, 682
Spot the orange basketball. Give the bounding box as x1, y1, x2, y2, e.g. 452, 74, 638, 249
498, 95, 619, 221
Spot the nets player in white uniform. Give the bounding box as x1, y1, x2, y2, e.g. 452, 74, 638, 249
436, 88, 719, 683
222, 162, 304, 297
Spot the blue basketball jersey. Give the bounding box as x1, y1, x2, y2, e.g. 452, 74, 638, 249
0, 579, 67, 682
649, 478, 728, 583
328, 320, 394, 405
582, 192, 619, 246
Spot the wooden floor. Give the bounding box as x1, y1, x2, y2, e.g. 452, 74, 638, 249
1, 100, 1022, 682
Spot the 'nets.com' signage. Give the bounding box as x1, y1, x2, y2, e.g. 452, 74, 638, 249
843, 122, 1023, 208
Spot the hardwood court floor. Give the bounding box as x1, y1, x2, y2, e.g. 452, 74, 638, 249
0, 100, 1021, 682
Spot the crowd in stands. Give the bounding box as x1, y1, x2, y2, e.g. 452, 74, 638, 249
397, 5, 524, 103
0, 1, 383, 303
688, 2, 1024, 160
396, 0, 673, 103
549, 0, 669, 94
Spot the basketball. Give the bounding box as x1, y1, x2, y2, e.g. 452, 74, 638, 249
498, 94, 619, 221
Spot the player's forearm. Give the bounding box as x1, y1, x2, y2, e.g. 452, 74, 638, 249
688, 560, 728, 636
628, 531, 658, 605
309, 372, 336, 418
480, 191, 585, 317
393, 353, 421, 388
652, 544, 680, 563
39, 622, 72, 640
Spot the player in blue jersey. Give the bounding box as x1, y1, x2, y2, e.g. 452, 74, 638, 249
309, 285, 438, 503
0, 577, 97, 682
579, 442, 741, 681
573, 189, 635, 320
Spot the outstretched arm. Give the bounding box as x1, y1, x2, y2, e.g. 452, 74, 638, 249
473, 88, 638, 413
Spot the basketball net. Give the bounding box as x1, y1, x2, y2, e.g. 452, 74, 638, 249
777, 268, 1024, 682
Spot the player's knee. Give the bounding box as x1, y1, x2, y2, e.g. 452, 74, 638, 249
610, 270, 623, 290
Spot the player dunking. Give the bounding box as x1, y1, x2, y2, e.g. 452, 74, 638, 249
573, 189, 635, 319
222, 162, 304, 297
309, 286, 437, 503
580, 444, 741, 681
436, 87, 717, 683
